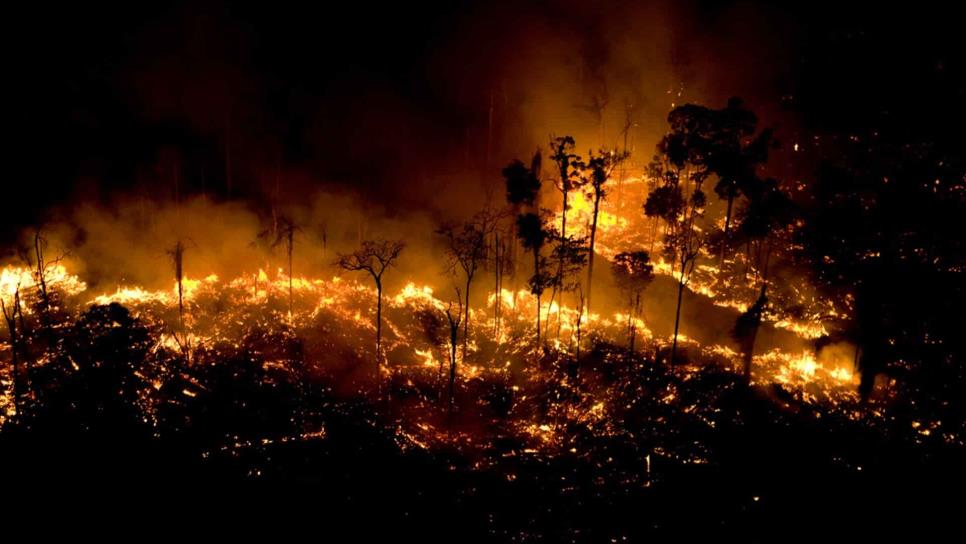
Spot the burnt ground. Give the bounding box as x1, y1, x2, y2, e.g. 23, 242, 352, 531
2, 383, 963, 542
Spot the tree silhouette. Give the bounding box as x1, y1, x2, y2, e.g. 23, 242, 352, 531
583, 148, 629, 318
503, 157, 541, 209
516, 212, 551, 343
611, 251, 654, 353
732, 286, 768, 382
796, 141, 964, 400
546, 232, 589, 341
19, 229, 67, 337
167, 240, 190, 359
549, 136, 584, 239
735, 177, 795, 284
645, 104, 714, 365
336, 239, 405, 380
437, 209, 500, 362
271, 217, 299, 318
503, 150, 542, 320
2, 283, 24, 423
444, 289, 463, 413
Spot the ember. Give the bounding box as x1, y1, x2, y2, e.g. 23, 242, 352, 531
3, 1, 963, 539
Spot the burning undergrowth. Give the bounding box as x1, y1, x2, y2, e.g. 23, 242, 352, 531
1, 262, 953, 458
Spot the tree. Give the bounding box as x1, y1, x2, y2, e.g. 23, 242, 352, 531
2, 283, 24, 422
437, 209, 500, 362
646, 103, 730, 365
583, 148, 629, 317
19, 229, 66, 335
271, 217, 299, 318
732, 286, 768, 382
796, 142, 964, 400
611, 251, 654, 353
336, 239, 405, 379
167, 240, 190, 359
549, 136, 584, 239
503, 156, 542, 209
616, 102, 636, 210
735, 177, 795, 284
503, 150, 543, 317
516, 212, 551, 343
546, 232, 589, 341
666, 194, 705, 366
444, 289, 463, 413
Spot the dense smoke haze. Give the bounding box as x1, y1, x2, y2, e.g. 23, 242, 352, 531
10, 1, 955, 223
2, 0, 964, 538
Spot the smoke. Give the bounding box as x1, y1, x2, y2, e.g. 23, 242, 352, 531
3, 0, 827, 362
9, 1, 809, 224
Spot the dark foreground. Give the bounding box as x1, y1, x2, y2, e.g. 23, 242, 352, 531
3, 386, 963, 543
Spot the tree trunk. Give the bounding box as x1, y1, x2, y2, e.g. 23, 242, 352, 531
587, 192, 602, 317
719, 195, 734, 264
536, 292, 542, 345
561, 188, 568, 239
2, 296, 19, 419
629, 292, 640, 353
375, 279, 383, 379
494, 233, 500, 335
534, 249, 541, 344
288, 230, 294, 317
449, 326, 458, 413
462, 276, 472, 361
670, 269, 686, 366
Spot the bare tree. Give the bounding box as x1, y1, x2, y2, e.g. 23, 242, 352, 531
168, 240, 190, 358
437, 209, 500, 361
336, 239, 405, 378
444, 289, 463, 412
272, 217, 299, 318
20, 229, 66, 335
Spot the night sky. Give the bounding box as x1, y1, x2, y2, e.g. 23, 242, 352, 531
8, 1, 962, 233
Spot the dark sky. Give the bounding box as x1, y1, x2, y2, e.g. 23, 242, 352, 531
7, 1, 964, 236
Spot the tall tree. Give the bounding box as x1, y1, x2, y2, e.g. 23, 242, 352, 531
549, 136, 584, 239
503, 150, 542, 310
336, 239, 405, 380
583, 148, 629, 317
645, 104, 716, 365
167, 240, 190, 359
272, 217, 299, 318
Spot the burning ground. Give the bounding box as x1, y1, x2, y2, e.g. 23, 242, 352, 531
4, 0, 966, 539
0, 171, 961, 539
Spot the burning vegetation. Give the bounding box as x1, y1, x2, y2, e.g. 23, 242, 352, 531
3, 1, 965, 539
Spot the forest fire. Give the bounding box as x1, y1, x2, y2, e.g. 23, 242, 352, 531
3, 0, 964, 539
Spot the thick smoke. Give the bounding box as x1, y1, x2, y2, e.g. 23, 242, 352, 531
6, 0, 820, 359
